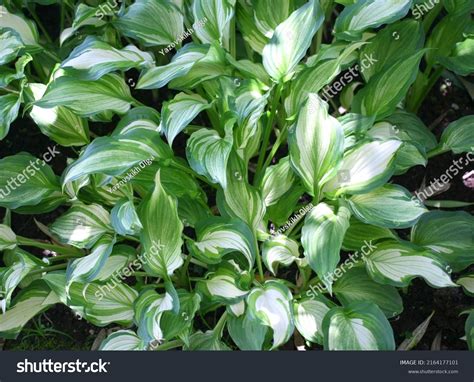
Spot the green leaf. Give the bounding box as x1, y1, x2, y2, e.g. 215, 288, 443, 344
457, 274, 474, 296
439, 115, 474, 154
35, 74, 136, 117
322, 301, 395, 350
192, 0, 235, 46
50, 203, 113, 249
115, 0, 184, 47
235, 0, 268, 54
294, 296, 334, 344
66, 235, 115, 287
161, 290, 201, 340
0, 93, 20, 140
59, 4, 106, 45
254, 0, 290, 38
247, 281, 294, 349
333, 266, 403, 318
26, 83, 90, 147
0, 153, 64, 211
289, 94, 344, 198
323, 139, 402, 196
138, 171, 183, 277
0, 224, 16, 251
192, 218, 256, 268
343, 218, 396, 251
261, 157, 296, 207
464, 310, 474, 350
0, 29, 24, 65
0, 5, 40, 46
0, 283, 58, 339
62, 129, 172, 187
348, 184, 427, 229
262, 235, 300, 275
61, 36, 154, 80
227, 304, 268, 350
443, 0, 474, 15
353, 51, 425, 119
365, 241, 457, 288
262, 0, 324, 82
301, 202, 351, 293
100, 330, 147, 350
186, 125, 233, 188
411, 211, 474, 272
334, 0, 412, 41
161, 92, 211, 146
199, 265, 250, 304
185, 330, 231, 350
110, 199, 143, 236
439, 37, 474, 76
398, 311, 435, 351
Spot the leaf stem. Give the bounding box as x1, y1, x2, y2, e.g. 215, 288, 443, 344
29, 263, 67, 276
154, 339, 184, 351
17, 236, 84, 256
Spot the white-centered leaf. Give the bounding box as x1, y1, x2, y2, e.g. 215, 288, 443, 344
262, 235, 299, 275
138, 171, 183, 277
247, 281, 294, 349
457, 274, 474, 296
261, 157, 296, 206
0, 93, 21, 140
289, 94, 344, 197
192, 0, 235, 47
0, 5, 40, 46
0, 29, 24, 65
301, 202, 351, 293
365, 241, 457, 288
0, 224, 16, 250
263, 0, 324, 82
110, 199, 143, 236
439, 115, 474, 154
322, 301, 395, 350
294, 296, 334, 344
100, 330, 146, 351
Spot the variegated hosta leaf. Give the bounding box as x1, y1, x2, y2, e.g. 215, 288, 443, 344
342, 218, 396, 251
0, 283, 58, 339
439, 38, 474, 76
410, 211, 474, 272
96, 245, 135, 281
138, 171, 183, 277
465, 310, 474, 350
0, 224, 16, 251
301, 202, 351, 293
0, 250, 42, 309
365, 241, 457, 288
294, 296, 334, 344
110, 199, 143, 236
35, 74, 136, 117
289, 94, 344, 197
227, 304, 268, 350
27, 83, 90, 147
185, 330, 231, 350
66, 235, 116, 287
60, 4, 106, 46
262, 235, 299, 275
457, 274, 474, 296
161, 92, 211, 146
0, 29, 24, 66
193, 218, 257, 268
70, 281, 137, 326
113, 106, 161, 135
219, 153, 266, 230
235, 1, 267, 54
62, 129, 172, 187
322, 301, 395, 350
192, 0, 235, 47
0, 5, 40, 47
50, 203, 113, 249
115, 0, 184, 47
254, 0, 290, 38
199, 265, 250, 304
61, 36, 154, 80
348, 184, 427, 229
333, 266, 403, 318
0, 93, 21, 140
334, 0, 412, 40
262, 0, 324, 82
186, 125, 233, 188
0, 53, 32, 88
100, 330, 147, 351
439, 115, 474, 154
135, 290, 174, 344
0, 153, 64, 210
161, 290, 201, 340
323, 140, 402, 197
247, 281, 294, 349
352, 51, 425, 119
137, 43, 227, 90
261, 157, 295, 206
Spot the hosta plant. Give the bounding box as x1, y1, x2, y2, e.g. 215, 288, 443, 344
0, 0, 473, 351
